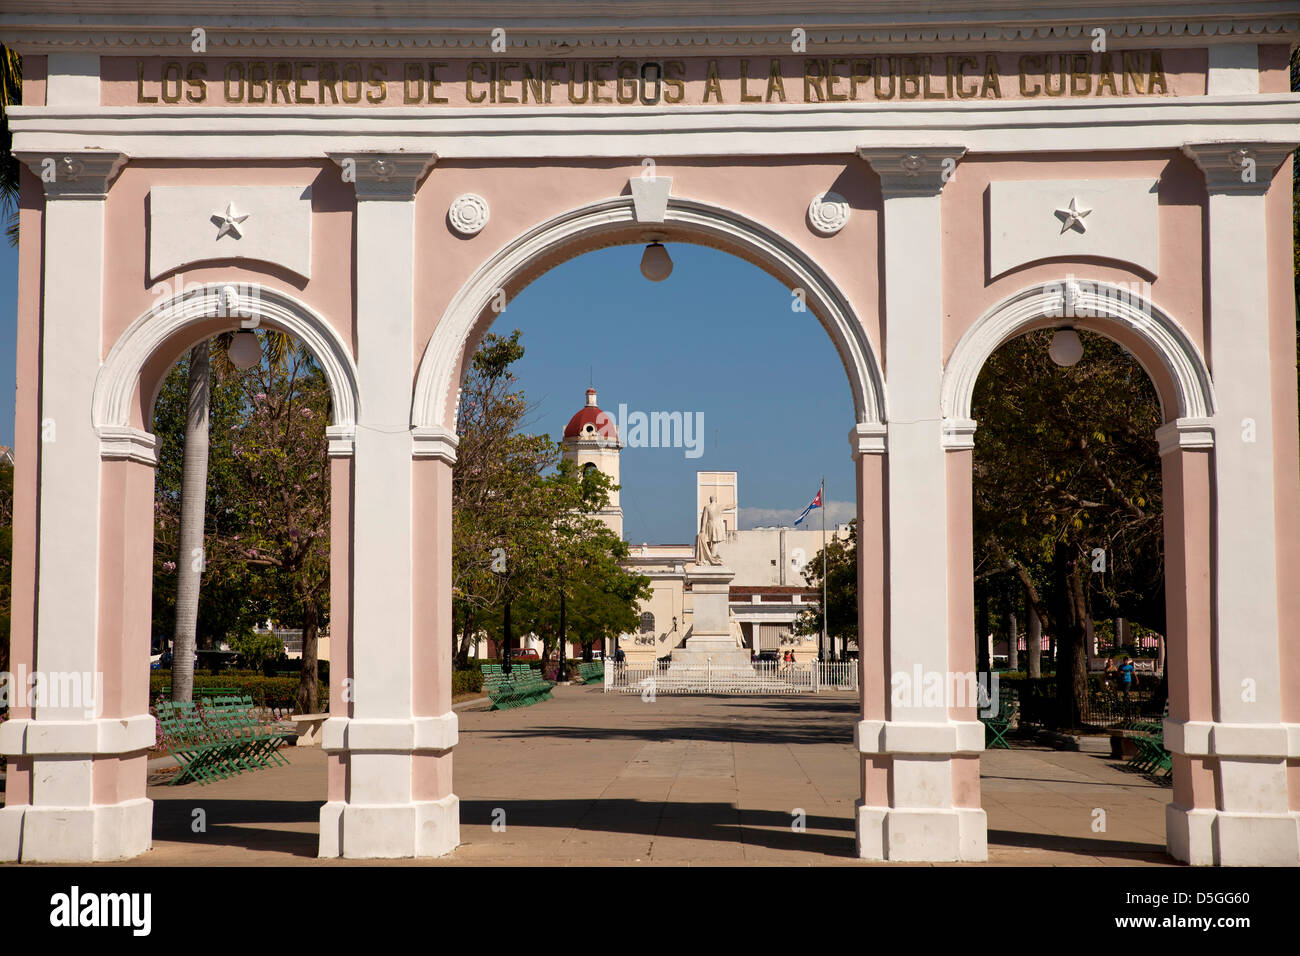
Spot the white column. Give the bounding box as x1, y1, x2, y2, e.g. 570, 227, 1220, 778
0, 152, 154, 863
855, 148, 985, 862
1179, 142, 1300, 866
318, 152, 458, 859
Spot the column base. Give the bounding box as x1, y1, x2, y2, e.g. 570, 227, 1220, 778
0, 798, 153, 862
1166, 804, 1300, 866
855, 802, 987, 862
318, 795, 460, 859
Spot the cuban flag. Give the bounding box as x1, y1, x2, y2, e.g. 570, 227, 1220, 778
794, 488, 822, 526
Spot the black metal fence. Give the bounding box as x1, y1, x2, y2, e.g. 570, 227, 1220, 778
1001, 676, 1163, 730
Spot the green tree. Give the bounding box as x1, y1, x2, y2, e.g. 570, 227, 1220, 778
227, 346, 332, 712
973, 329, 1164, 728
795, 520, 859, 660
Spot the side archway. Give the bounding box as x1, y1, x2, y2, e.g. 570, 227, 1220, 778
941, 280, 1216, 442
412, 195, 887, 433
93, 283, 360, 459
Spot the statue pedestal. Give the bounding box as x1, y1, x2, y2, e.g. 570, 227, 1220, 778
672, 565, 752, 669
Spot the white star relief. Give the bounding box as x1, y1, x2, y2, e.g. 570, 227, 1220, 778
1054, 196, 1092, 234
211, 201, 250, 240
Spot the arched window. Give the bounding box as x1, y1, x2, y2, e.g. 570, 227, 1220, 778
639, 611, 655, 634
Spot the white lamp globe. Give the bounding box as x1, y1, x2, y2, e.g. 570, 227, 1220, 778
1048, 328, 1084, 368
228, 330, 262, 370
639, 242, 673, 282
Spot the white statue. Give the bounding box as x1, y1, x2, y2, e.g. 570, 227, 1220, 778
694, 495, 725, 566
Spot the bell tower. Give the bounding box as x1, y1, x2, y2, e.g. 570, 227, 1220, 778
560, 387, 623, 538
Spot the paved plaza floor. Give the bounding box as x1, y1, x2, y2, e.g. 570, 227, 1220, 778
125, 685, 1174, 866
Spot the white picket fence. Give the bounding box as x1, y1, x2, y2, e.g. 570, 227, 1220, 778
605, 660, 858, 695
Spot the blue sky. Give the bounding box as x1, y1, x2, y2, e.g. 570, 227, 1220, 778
0, 241, 858, 544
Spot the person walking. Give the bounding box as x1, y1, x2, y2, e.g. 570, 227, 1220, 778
1119, 655, 1136, 717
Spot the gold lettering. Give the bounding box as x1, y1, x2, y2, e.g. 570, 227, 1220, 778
498, 61, 519, 104
161, 61, 184, 104
1070, 53, 1091, 96
1045, 54, 1067, 97
366, 62, 387, 103
293, 61, 314, 103
740, 59, 763, 102
591, 61, 612, 103
703, 59, 723, 103
873, 57, 896, 99
981, 55, 1002, 98
1096, 53, 1117, 95
568, 61, 589, 104
428, 62, 449, 103
921, 56, 944, 99
222, 61, 244, 103
1148, 51, 1167, 94
826, 58, 849, 101
136, 61, 158, 104
663, 61, 685, 103
185, 62, 207, 103
956, 55, 978, 98
521, 62, 544, 104
1018, 55, 1042, 96
340, 61, 362, 103
466, 61, 488, 103
766, 58, 786, 102
899, 56, 920, 99
616, 60, 638, 104
319, 61, 339, 104
803, 58, 825, 102
850, 59, 871, 100
404, 62, 424, 104
272, 61, 293, 104
1122, 52, 1145, 95
545, 60, 565, 103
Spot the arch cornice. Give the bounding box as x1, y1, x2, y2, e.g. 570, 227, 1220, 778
941, 280, 1216, 446
413, 195, 885, 432
93, 284, 360, 459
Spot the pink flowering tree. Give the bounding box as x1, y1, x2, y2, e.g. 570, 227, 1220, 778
228, 346, 332, 713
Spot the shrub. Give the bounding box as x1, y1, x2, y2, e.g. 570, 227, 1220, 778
150, 673, 318, 709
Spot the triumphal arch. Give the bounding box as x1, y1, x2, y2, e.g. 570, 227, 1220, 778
1, 1, 1298, 866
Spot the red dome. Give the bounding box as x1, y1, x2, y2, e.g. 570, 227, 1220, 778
563, 388, 618, 441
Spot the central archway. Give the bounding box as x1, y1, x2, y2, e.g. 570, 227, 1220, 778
412, 195, 887, 433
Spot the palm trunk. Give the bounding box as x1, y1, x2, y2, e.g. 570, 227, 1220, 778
297, 601, 320, 714
1007, 583, 1020, 672
1027, 601, 1042, 679
171, 343, 210, 703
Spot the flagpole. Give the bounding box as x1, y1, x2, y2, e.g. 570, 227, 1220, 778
821, 476, 828, 662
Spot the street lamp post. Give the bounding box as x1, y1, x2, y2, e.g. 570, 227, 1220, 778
558, 578, 567, 682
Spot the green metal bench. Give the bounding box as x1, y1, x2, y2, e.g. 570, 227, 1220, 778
481, 664, 554, 710
1123, 700, 1171, 778
154, 696, 292, 785
577, 662, 605, 685
981, 688, 1019, 750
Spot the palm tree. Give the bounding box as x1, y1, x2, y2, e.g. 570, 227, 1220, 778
1, 45, 23, 245
170, 329, 290, 702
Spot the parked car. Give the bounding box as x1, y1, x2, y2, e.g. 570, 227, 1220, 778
754, 650, 780, 664
508, 648, 540, 661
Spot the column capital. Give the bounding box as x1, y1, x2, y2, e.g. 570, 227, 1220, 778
325, 424, 356, 459
1180, 142, 1297, 195
16, 151, 127, 200
848, 422, 887, 458
329, 151, 437, 200
1155, 416, 1214, 456
857, 146, 965, 197
941, 417, 977, 452
412, 425, 459, 464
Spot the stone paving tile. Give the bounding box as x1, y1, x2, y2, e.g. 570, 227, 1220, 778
19, 685, 1180, 866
